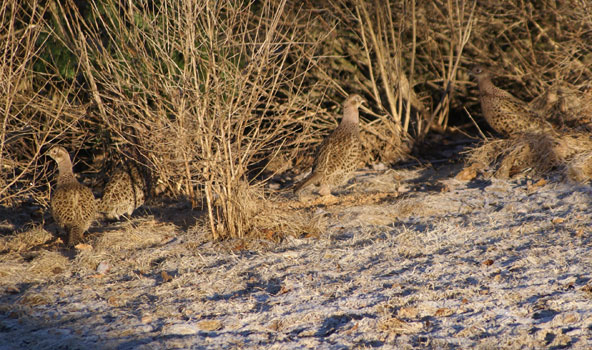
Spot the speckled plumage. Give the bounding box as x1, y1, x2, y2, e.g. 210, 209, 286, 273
48, 146, 97, 246
99, 163, 145, 220
294, 94, 365, 196
471, 66, 554, 137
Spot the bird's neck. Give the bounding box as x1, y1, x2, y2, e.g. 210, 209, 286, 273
57, 160, 77, 186
478, 76, 500, 96
341, 104, 359, 125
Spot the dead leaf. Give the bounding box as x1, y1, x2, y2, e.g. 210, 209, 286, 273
5, 286, 20, 294
161, 271, 173, 283
455, 167, 477, 181
398, 306, 419, 318
232, 241, 247, 251
456, 325, 483, 337
107, 296, 119, 306
346, 322, 359, 334
482, 259, 494, 266
379, 317, 423, 334
434, 308, 454, 317
561, 313, 580, 324
96, 261, 111, 275
276, 285, 291, 295
528, 178, 547, 191
268, 319, 282, 332
74, 243, 93, 251
198, 320, 223, 331
261, 228, 276, 241
552, 217, 565, 224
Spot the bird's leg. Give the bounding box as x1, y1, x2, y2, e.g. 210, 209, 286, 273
67, 226, 84, 247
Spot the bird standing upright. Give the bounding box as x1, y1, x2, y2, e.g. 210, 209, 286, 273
47, 146, 97, 246
294, 94, 365, 196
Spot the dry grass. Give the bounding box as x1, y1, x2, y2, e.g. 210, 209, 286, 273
465, 132, 561, 179
464, 128, 592, 180
1, 0, 329, 239
530, 84, 592, 132
566, 151, 592, 183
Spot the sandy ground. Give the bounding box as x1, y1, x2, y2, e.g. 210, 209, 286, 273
1, 164, 592, 349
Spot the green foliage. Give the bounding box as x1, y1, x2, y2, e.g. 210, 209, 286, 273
33, 31, 77, 80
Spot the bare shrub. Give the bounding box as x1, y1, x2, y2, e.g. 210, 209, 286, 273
0, 0, 102, 207
1, 1, 53, 206
285, 0, 476, 165
51, 0, 326, 239
357, 0, 474, 141
463, 1, 592, 135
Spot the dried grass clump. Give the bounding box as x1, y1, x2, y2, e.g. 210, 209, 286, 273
0, 226, 68, 285
0, 225, 54, 253
251, 205, 327, 241
360, 121, 412, 165
465, 130, 592, 181
550, 131, 592, 183
566, 152, 592, 183
216, 183, 326, 241
465, 132, 561, 179
27, 250, 70, 278
553, 132, 592, 160
0, 249, 69, 286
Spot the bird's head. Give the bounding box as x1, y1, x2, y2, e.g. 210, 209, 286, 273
345, 94, 366, 109
47, 146, 70, 164
469, 65, 492, 81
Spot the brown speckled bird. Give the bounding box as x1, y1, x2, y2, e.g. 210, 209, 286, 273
294, 94, 365, 196
48, 146, 97, 246
99, 162, 145, 220
471, 66, 554, 137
